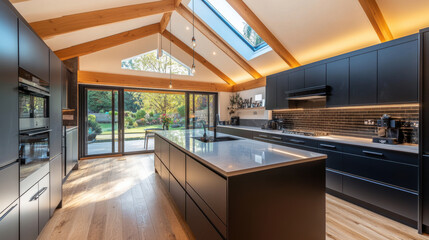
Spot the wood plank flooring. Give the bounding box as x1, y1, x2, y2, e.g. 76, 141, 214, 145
39, 154, 429, 240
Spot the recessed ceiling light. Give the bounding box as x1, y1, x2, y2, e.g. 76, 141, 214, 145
213, 51, 216, 55
186, 26, 190, 30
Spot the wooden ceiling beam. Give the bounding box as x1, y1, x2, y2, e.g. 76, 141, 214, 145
176, 3, 262, 79
232, 77, 266, 92
160, 0, 182, 33
55, 23, 160, 60
358, 0, 393, 42
161, 30, 236, 86
78, 71, 233, 92
30, 0, 174, 39
226, 0, 300, 68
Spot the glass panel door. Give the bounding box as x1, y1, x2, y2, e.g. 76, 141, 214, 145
188, 93, 217, 129
84, 89, 119, 156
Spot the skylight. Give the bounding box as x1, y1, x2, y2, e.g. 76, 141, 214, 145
121, 50, 192, 76
190, 0, 271, 60
203, 0, 266, 49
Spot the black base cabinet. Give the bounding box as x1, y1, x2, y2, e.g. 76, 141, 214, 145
50, 154, 63, 216
218, 126, 419, 227
155, 133, 326, 240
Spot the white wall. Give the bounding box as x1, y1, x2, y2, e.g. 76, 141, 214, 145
218, 87, 272, 121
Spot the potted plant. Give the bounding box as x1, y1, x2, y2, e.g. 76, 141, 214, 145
227, 93, 243, 116
160, 114, 172, 130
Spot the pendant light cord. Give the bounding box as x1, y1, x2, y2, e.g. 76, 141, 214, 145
169, 16, 172, 88
192, 0, 195, 67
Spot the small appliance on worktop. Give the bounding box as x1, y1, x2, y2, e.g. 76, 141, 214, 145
372, 114, 418, 145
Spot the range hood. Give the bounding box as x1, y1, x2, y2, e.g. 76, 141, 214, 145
286, 85, 329, 101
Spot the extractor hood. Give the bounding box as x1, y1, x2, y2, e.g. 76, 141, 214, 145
286, 85, 329, 101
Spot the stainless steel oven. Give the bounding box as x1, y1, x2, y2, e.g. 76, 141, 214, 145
18, 76, 50, 131
19, 129, 51, 179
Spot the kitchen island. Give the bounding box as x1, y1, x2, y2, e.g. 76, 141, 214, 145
154, 129, 327, 240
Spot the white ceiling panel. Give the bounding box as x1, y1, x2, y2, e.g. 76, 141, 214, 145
45, 14, 162, 51
12, 0, 161, 22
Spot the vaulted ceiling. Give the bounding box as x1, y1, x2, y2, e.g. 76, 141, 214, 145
11, 0, 429, 86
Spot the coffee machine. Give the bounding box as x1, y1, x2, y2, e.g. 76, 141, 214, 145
372, 114, 403, 144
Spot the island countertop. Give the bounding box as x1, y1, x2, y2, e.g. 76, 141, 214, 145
155, 129, 326, 177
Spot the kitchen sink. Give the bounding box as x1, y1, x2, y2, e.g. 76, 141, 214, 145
192, 136, 240, 143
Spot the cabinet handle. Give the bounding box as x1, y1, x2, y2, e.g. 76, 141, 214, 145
289, 139, 305, 144
271, 136, 282, 140
0, 204, 17, 222
362, 150, 384, 157
258, 134, 269, 138
320, 144, 336, 149
31, 187, 48, 201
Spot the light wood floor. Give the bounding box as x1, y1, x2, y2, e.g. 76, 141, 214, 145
39, 154, 429, 240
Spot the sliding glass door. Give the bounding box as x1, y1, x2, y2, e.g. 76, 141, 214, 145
187, 93, 217, 129
80, 86, 192, 158
83, 88, 122, 156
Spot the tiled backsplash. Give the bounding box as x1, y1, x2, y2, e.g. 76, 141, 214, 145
273, 105, 419, 141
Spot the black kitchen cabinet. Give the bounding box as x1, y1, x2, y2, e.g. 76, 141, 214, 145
276, 72, 289, 109
18, 20, 49, 81
0, 0, 18, 169
20, 184, 39, 240
378, 40, 418, 104
0, 199, 19, 240
186, 195, 223, 240
326, 170, 342, 192
38, 174, 50, 233
327, 58, 349, 107
305, 64, 326, 88
65, 128, 78, 176
50, 154, 62, 216
50, 51, 63, 159
265, 74, 277, 110
288, 70, 305, 90
170, 176, 186, 217
349, 51, 377, 105
169, 146, 186, 188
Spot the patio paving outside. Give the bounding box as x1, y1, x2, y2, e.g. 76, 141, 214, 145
87, 138, 154, 155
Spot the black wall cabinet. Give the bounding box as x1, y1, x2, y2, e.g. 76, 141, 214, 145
378, 40, 418, 104
276, 72, 289, 109
327, 58, 349, 107
50, 51, 63, 159
349, 51, 377, 105
305, 64, 326, 88
288, 70, 305, 90
18, 19, 49, 81
265, 75, 277, 110
0, 0, 18, 169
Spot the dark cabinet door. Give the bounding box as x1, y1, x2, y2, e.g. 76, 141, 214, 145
169, 146, 186, 188
20, 184, 39, 240
50, 154, 62, 216
0, 163, 19, 214
305, 64, 326, 88
327, 58, 349, 107
378, 40, 418, 104
18, 20, 49, 81
66, 129, 78, 176
0, 1, 18, 169
276, 72, 289, 109
326, 170, 342, 192
50, 51, 63, 159
349, 51, 377, 105
265, 75, 277, 110
170, 176, 185, 217
288, 70, 305, 90
422, 155, 429, 226
0, 199, 19, 240
38, 174, 50, 233
186, 195, 223, 240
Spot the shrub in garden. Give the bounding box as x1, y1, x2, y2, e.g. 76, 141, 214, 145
135, 109, 147, 119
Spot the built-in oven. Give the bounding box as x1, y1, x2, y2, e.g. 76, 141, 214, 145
18, 69, 51, 179
18, 70, 50, 131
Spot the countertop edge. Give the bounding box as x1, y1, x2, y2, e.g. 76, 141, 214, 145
155, 132, 327, 178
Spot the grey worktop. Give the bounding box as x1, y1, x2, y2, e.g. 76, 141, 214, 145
155, 129, 326, 177
218, 125, 418, 154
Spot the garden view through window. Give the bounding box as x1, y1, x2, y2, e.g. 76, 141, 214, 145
121, 50, 192, 76
83, 88, 217, 157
